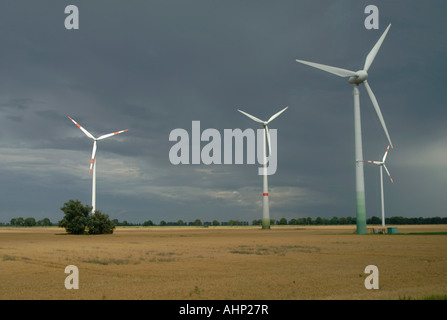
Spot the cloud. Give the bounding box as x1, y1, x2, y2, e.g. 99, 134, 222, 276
0, 1, 446, 224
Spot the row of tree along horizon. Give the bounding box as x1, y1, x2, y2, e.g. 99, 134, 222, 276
3, 215, 447, 227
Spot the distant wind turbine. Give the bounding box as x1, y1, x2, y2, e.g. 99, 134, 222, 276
68, 116, 128, 213
295, 23, 393, 234
238, 106, 288, 229
366, 144, 394, 228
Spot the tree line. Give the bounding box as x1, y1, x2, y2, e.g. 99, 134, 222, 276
2, 214, 447, 227
6, 217, 53, 227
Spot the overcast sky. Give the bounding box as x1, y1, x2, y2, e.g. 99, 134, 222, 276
0, 1, 446, 224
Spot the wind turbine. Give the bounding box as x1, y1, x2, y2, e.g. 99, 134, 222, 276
68, 116, 128, 214
238, 106, 288, 229
295, 23, 393, 234
366, 144, 394, 228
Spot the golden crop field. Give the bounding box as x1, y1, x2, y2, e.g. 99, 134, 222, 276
1, 225, 446, 300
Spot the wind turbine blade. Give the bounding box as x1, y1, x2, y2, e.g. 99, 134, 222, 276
382, 144, 391, 162
365, 160, 381, 165
364, 23, 391, 72
238, 109, 264, 124
363, 80, 393, 148
383, 164, 394, 184
265, 125, 271, 156
97, 129, 128, 140
295, 59, 357, 78
267, 106, 288, 123
68, 116, 95, 140
89, 141, 97, 174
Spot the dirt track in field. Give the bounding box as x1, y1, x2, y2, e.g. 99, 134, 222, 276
1, 225, 446, 300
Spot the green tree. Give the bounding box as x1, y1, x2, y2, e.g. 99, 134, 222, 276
346, 216, 356, 225
212, 220, 220, 226
59, 200, 91, 234
10, 218, 17, 226
194, 219, 202, 226
367, 216, 381, 225
430, 216, 442, 224
160, 220, 167, 226
279, 218, 288, 225
338, 217, 347, 225
177, 219, 185, 226
24, 217, 36, 227
330, 217, 339, 225
37, 218, 52, 226
143, 220, 154, 226
16, 217, 25, 226
87, 211, 115, 234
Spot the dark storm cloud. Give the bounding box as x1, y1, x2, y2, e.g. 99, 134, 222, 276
0, 1, 446, 224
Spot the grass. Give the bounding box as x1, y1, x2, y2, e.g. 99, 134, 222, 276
2, 255, 16, 261
230, 245, 320, 255
1, 225, 447, 300
424, 294, 447, 300
400, 294, 447, 300
398, 232, 447, 235
82, 258, 131, 265
189, 285, 201, 297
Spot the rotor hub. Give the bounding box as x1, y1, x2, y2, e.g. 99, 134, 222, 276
349, 70, 368, 84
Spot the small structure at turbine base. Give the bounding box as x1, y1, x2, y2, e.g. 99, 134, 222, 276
262, 218, 270, 230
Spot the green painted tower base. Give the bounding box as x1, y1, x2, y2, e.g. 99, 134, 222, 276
262, 218, 271, 230
356, 191, 367, 234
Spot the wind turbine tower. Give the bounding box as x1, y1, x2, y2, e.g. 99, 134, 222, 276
68, 116, 128, 213
366, 144, 394, 228
295, 24, 393, 234
238, 106, 288, 229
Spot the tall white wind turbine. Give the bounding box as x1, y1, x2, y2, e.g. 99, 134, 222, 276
238, 106, 288, 229
366, 144, 394, 228
68, 116, 128, 214
295, 24, 393, 234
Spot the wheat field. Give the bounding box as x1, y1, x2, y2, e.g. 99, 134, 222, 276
1, 225, 446, 300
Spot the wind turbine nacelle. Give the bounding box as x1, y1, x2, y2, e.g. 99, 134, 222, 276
349, 70, 368, 84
